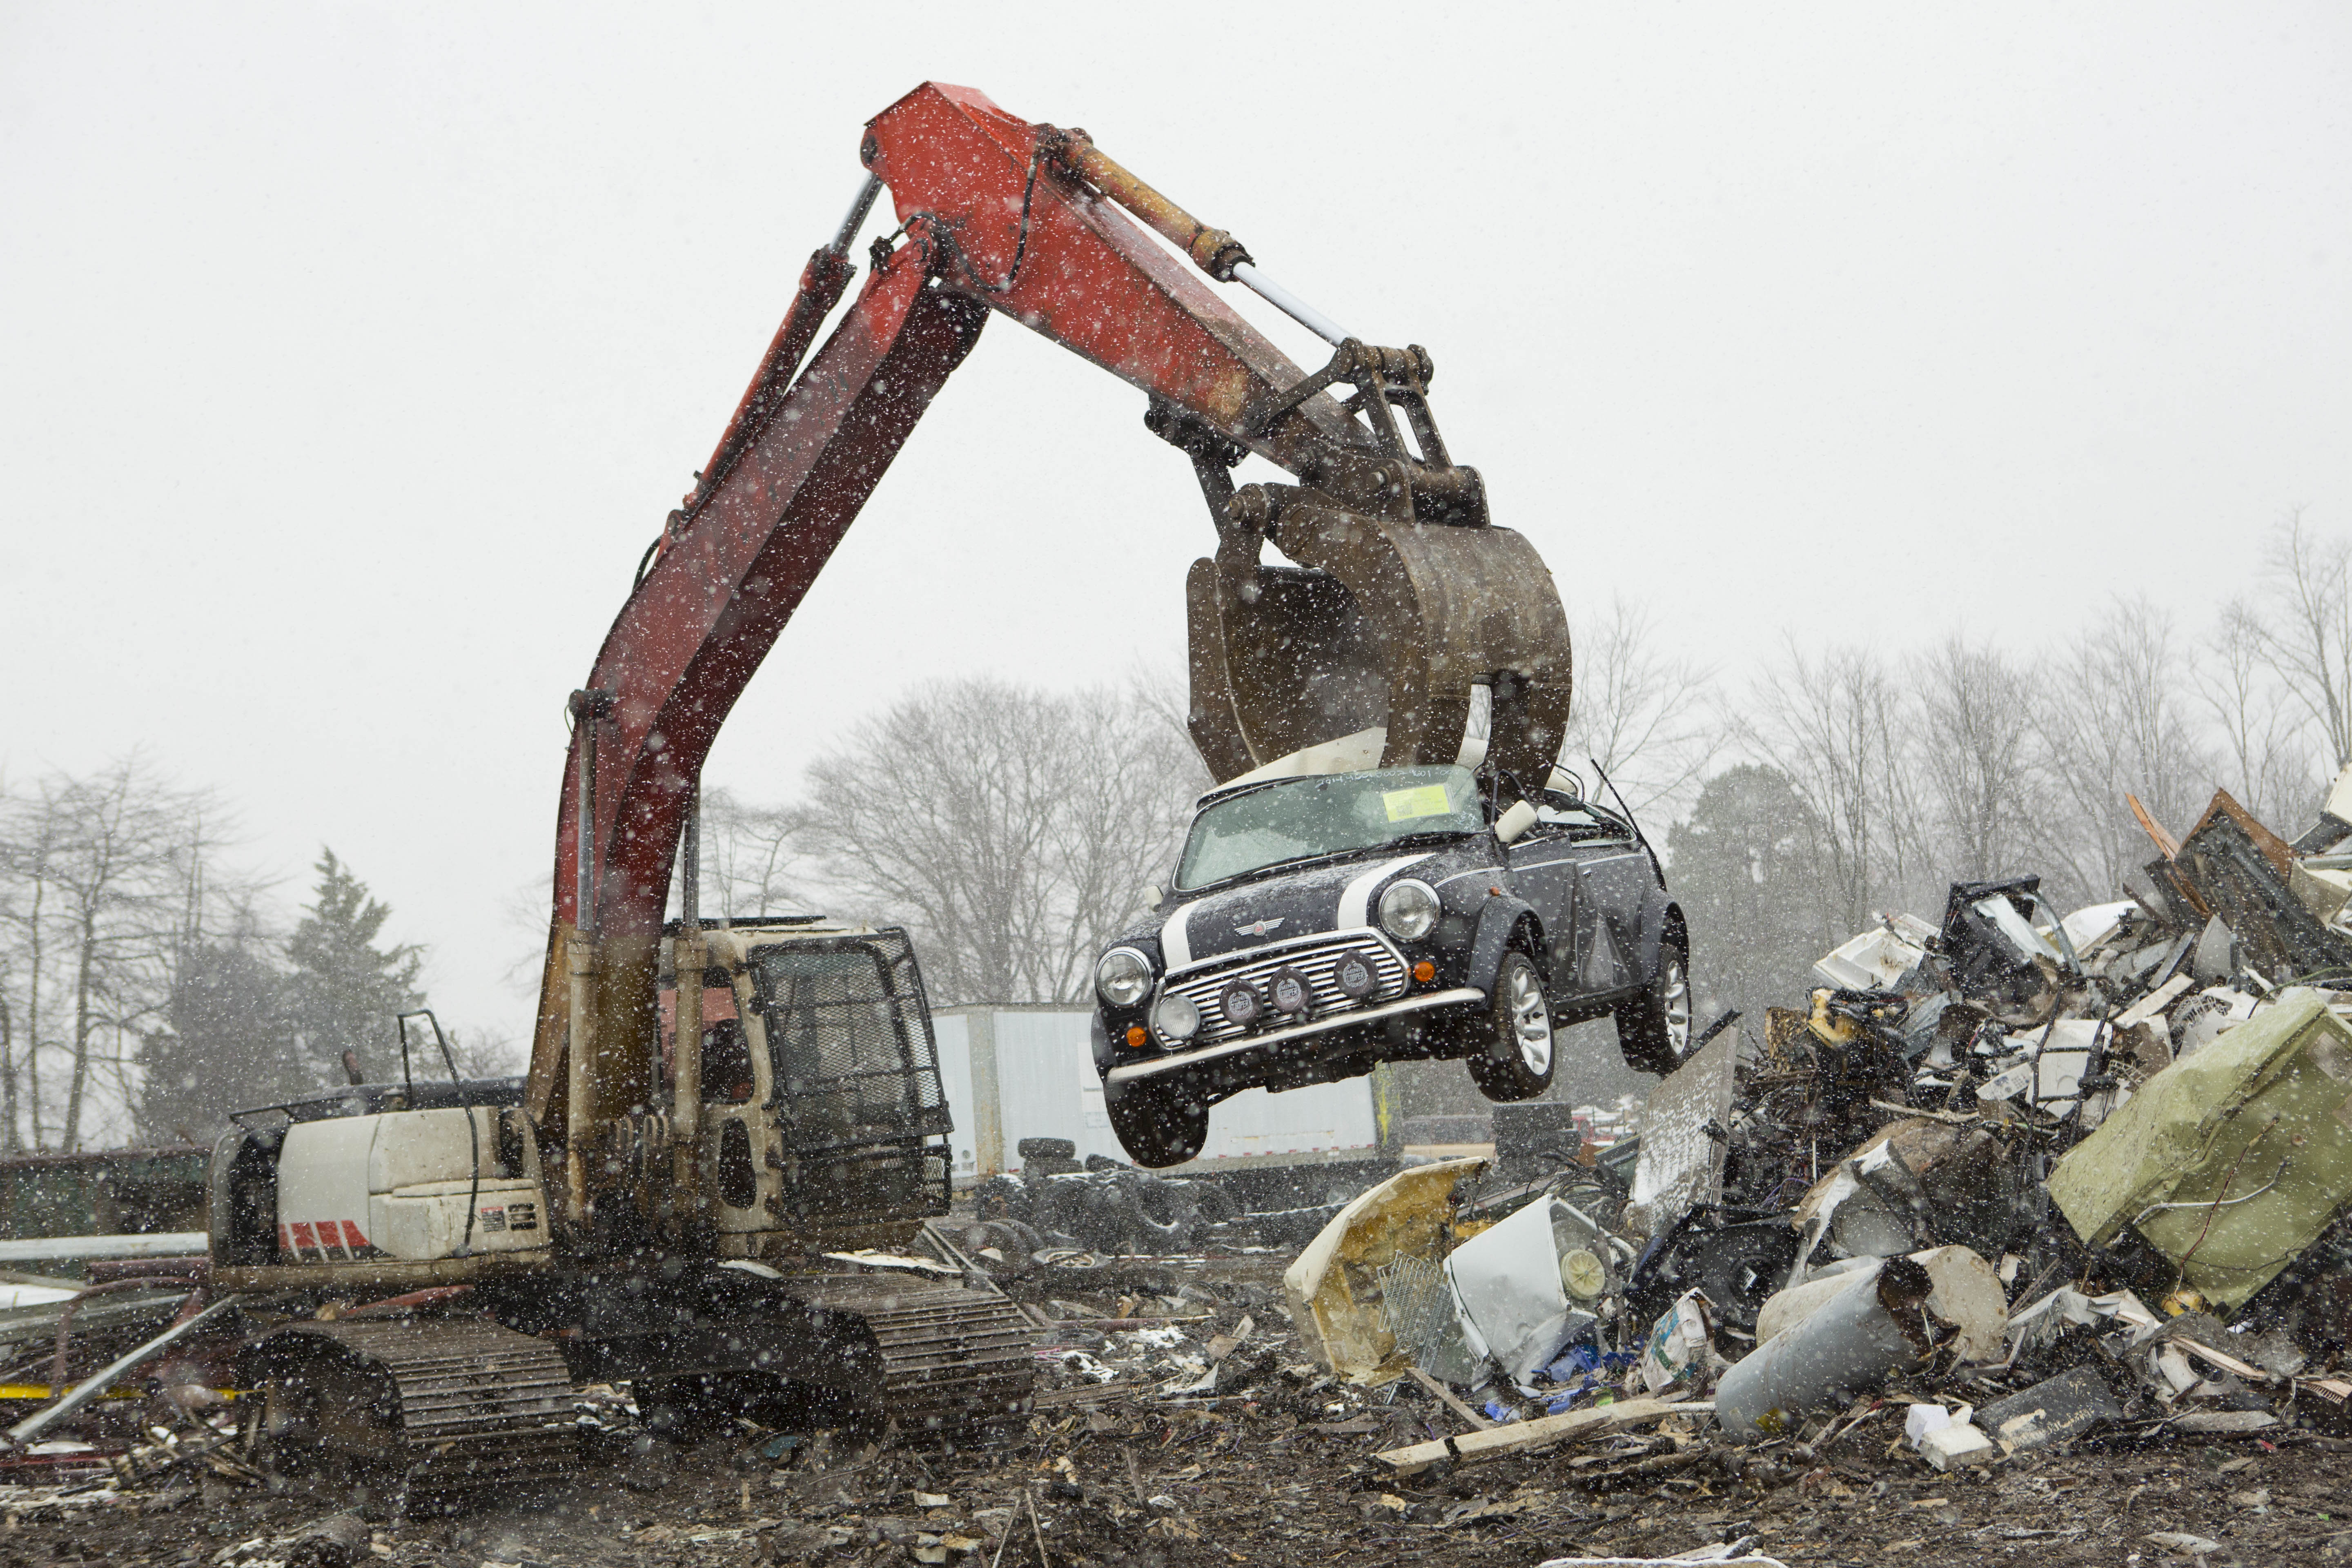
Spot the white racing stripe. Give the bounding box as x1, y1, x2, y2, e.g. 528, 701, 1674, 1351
1160, 901, 1194, 970
1337, 853, 1437, 930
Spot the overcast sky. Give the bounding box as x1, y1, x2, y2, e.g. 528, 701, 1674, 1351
4, 4, 2347, 1050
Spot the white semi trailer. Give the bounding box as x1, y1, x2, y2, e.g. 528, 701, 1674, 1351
930, 1004, 1385, 1183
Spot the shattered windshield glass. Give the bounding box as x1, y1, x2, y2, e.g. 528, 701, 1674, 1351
1174, 765, 1483, 890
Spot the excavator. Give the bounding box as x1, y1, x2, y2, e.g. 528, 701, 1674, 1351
205, 82, 1576, 1503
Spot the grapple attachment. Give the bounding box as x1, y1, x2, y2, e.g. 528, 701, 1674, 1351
1179, 344, 1574, 785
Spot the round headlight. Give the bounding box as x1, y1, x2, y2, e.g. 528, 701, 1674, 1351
1154, 993, 1200, 1041
1379, 879, 1441, 942
1334, 953, 1376, 999
1219, 980, 1263, 1029
1095, 947, 1153, 1008
1268, 969, 1312, 1015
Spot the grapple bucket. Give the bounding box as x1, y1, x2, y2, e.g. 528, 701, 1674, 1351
1187, 500, 1573, 785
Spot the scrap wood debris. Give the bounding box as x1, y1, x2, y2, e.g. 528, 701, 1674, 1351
12, 1241, 2352, 1566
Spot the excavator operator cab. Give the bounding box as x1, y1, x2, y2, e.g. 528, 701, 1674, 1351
657, 917, 955, 1252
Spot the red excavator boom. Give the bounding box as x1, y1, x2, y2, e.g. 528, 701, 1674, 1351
528, 83, 1573, 1233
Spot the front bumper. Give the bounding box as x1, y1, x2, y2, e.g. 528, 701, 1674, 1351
1102, 986, 1486, 1087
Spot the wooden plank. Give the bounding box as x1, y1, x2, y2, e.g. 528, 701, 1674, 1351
2187, 788, 2296, 878
1408, 1368, 1495, 1431
1372, 1396, 1707, 1477
2176, 1337, 2272, 1383
2129, 793, 2182, 860
1031, 1382, 1133, 1408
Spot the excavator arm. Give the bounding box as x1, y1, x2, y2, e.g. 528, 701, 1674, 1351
528, 83, 1573, 1236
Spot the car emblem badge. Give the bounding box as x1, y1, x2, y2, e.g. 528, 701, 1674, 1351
1235, 918, 1285, 938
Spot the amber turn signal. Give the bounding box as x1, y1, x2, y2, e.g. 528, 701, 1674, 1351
1411, 960, 1436, 984
1125, 1024, 1148, 1048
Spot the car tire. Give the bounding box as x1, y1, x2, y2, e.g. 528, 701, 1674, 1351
1467, 949, 1556, 1103
1105, 1079, 1208, 1169
1615, 935, 1693, 1075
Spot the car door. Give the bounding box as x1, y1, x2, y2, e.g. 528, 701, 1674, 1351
1567, 802, 1650, 998
1505, 801, 1581, 991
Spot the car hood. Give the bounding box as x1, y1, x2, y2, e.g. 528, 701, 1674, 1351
1154, 842, 1481, 969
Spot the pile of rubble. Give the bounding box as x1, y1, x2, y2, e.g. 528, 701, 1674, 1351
1275, 773, 2352, 1496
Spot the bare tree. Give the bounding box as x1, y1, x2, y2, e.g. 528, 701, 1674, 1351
2225, 508, 2352, 772
0, 756, 229, 1149
2032, 598, 2215, 901
1740, 641, 1926, 936
0, 786, 64, 1149
693, 787, 808, 921
2207, 615, 2326, 833
1911, 635, 2044, 889
1558, 596, 1722, 817
798, 675, 1207, 1005
445, 1025, 523, 1079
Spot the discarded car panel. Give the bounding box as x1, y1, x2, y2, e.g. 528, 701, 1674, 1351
1623, 1022, 1740, 1241
1281, 1156, 1486, 1383
2049, 985, 2352, 1309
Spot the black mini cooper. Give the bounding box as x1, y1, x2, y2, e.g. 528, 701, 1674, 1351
1089, 763, 1691, 1166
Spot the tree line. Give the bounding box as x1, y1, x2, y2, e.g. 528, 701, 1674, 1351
0, 755, 459, 1148
1668, 512, 2343, 1031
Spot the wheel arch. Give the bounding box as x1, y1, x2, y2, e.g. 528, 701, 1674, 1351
1466, 895, 1545, 992
1639, 899, 1688, 988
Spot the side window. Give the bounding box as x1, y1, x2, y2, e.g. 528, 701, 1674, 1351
1535, 790, 1597, 829
705, 1018, 753, 1104
1537, 789, 1634, 839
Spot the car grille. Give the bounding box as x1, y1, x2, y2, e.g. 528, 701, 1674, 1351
1159, 932, 1410, 1046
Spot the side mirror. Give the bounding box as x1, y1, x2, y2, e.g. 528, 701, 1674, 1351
1494, 800, 1537, 846
1143, 884, 1164, 912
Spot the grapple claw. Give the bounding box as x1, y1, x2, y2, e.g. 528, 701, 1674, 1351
1187, 499, 1573, 784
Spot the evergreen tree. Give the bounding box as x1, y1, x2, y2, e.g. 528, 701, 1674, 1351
137, 938, 306, 1140
1666, 764, 1838, 1029
283, 850, 423, 1087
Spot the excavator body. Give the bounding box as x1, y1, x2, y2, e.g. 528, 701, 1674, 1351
213, 921, 1026, 1505
213, 80, 1578, 1504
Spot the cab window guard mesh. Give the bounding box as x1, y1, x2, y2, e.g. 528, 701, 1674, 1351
748, 929, 951, 1156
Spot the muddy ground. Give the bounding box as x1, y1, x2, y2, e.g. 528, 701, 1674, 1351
7, 1256, 2349, 1568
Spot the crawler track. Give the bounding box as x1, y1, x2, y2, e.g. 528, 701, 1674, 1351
793, 1277, 1037, 1434
247, 1318, 579, 1503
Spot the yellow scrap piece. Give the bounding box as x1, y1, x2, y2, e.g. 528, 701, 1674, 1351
1280, 1156, 1486, 1385
1806, 989, 1858, 1046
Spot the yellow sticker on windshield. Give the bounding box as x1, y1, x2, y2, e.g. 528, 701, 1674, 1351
1383, 784, 1452, 822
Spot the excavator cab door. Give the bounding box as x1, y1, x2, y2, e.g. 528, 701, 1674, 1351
722, 927, 954, 1246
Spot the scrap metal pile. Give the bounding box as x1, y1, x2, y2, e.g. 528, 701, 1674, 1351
1280, 772, 2352, 1480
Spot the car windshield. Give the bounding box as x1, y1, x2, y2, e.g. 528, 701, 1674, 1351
1174, 765, 1484, 890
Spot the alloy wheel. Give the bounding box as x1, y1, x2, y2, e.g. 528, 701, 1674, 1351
1508, 960, 1553, 1074
1660, 951, 1692, 1060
